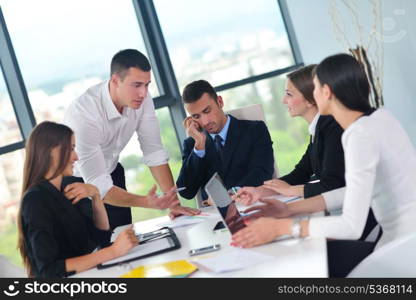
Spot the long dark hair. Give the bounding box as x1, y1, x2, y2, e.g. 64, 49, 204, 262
17, 121, 73, 277
314, 53, 371, 112
287, 64, 317, 105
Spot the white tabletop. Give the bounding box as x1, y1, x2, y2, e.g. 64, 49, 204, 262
73, 207, 328, 278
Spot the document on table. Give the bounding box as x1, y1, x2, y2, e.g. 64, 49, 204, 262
156, 212, 219, 229
101, 238, 172, 266
192, 248, 274, 273
237, 194, 301, 213
273, 194, 301, 203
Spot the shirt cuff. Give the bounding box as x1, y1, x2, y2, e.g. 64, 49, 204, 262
193, 148, 206, 158
308, 216, 327, 237
322, 187, 346, 211
142, 149, 169, 167
89, 174, 113, 199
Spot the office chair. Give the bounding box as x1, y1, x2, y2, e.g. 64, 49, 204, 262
347, 233, 416, 277
226, 103, 279, 177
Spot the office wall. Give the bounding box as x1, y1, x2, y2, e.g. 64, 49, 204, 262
286, 0, 416, 146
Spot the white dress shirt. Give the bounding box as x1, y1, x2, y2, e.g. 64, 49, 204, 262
308, 112, 320, 142
309, 108, 416, 249
193, 115, 230, 158
64, 80, 169, 198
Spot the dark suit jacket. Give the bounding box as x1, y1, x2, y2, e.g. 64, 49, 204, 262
176, 115, 275, 199
21, 180, 111, 278
279, 115, 345, 198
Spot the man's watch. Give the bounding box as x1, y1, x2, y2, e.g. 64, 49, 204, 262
291, 219, 301, 238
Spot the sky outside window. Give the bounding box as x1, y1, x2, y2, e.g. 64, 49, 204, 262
1, 0, 159, 123
155, 0, 295, 91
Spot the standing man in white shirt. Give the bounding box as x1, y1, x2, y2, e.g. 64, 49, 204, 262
64, 49, 199, 229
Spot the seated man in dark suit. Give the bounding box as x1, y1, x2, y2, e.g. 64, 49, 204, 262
176, 80, 275, 201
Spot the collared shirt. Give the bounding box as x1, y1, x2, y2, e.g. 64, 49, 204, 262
64, 80, 169, 198
193, 115, 230, 158
308, 113, 320, 142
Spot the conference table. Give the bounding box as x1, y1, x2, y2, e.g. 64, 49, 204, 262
74, 206, 328, 278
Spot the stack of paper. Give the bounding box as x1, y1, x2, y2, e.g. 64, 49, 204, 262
156, 212, 218, 229
237, 195, 301, 213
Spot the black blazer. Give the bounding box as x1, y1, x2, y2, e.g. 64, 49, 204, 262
21, 180, 111, 278
279, 115, 345, 198
176, 115, 274, 199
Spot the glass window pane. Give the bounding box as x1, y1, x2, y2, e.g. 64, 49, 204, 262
120, 107, 194, 223
220, 75, 309, 176
1, 0, 160, 123
0, 148, 24, 268
155, 0, 295, 90
0, 68, 22, 147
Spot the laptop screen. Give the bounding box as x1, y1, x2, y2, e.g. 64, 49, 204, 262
204, 173, 246, 234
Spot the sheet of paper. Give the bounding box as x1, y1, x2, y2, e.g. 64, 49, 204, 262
236, 195, 301, 212
193, 248, 274, 273
101, 238, 172, 266
156, 213, 219, 229
273, 194, 301, 203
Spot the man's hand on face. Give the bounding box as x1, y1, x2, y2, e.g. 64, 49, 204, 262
184, 116, 206, 150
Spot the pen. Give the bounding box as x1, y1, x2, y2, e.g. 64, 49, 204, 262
157, 187, 186, 197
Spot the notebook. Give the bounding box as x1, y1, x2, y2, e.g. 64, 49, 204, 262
97, 227, 181, 269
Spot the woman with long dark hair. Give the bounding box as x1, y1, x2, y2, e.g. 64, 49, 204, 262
234, 64, 345, 203
17, 121, 138, 277
231, 54, 416, 277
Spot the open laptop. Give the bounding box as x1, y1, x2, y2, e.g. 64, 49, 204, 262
204, 172, 247, 234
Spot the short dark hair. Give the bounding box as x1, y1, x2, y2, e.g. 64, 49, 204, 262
182, 80, 218, 104
110, 49, 151, 79
314, 53, 371, 112
287, 64, 317, 105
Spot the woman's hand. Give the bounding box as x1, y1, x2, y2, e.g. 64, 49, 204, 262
145, 185, 180, 209
231, 218, 292, 248
263, 179, 300, 197
242, 198, 291, 219
110, 226, 139, 258
232, 187, 262, 206
64, 183, 100, 204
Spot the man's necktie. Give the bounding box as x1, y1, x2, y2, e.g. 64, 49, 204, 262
214, 134, 224, 166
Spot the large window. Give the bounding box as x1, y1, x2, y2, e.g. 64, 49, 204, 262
1, 0, 159, 123
0, 0, 303, 269
0, 149, 24, 267
0, 69, 24, 267
155, 0, 295, 90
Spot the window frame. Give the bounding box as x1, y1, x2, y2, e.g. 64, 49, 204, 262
0, 8, 35, 155
0, 0, 302, 154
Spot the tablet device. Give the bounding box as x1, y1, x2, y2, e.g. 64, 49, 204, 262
97, 227, 180, 269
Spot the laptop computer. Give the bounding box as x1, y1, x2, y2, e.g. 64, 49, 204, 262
204, 172, 247, 234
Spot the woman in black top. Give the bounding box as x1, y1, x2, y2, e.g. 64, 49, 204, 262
235, 65, 345, 204
17, 121, 138, 278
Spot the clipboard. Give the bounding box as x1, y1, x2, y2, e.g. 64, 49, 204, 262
97, 227, 181, 269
